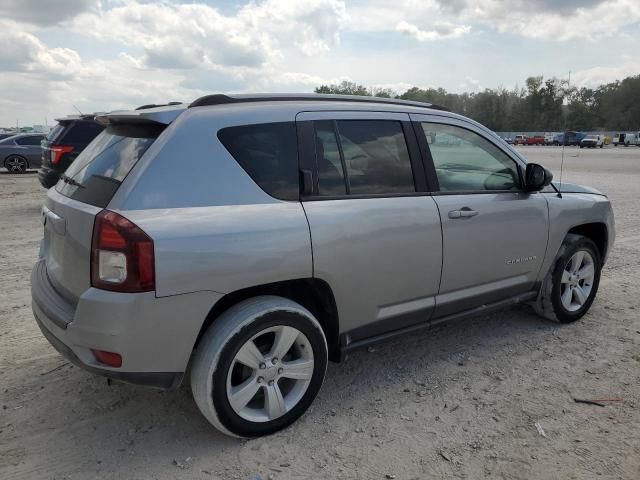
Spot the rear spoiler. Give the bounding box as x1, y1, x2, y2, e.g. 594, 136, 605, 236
95, 104, 186, 127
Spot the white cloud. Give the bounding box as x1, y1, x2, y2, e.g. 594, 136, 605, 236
572, 62, 640, 88
396, 21, 471, 41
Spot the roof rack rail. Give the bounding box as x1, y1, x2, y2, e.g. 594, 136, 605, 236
135, 101, 183, 111
188, 93, 449, 111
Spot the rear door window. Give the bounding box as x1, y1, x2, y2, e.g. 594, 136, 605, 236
16, 136, 44, 146
218, 122, 299, 201
56, 124, 162, 208
313, 120, 415, 196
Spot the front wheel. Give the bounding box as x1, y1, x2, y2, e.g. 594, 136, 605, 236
4, 155, 28, 173
533, 234, 601, 323
191, 296, 328, 437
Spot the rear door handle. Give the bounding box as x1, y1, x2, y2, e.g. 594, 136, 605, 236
448, 208, 478, 219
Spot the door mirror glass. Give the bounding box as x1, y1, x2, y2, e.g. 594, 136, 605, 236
525, 163, 553, 191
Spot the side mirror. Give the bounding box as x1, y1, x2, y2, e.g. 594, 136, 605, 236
524, 163, 553, 192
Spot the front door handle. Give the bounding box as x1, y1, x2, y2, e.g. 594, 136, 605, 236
448, 208, 479, 219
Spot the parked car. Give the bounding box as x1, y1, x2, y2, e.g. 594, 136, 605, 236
38, 114, 104, 188
580, 135, 604, 148
502, 136, 514, 144
514, 134, 527, 145
1, 133, 46, 173
32, 94, 615, 438
563, 131, 587, 146
544, 133, 555, 145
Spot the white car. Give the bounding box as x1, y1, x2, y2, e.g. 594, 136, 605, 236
580, 135, 604, 148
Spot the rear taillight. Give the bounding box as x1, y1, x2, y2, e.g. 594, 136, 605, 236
50, 145, 74, 165
91, 210, 155, 292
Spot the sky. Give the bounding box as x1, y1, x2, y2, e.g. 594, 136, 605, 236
1, 0, 639, 126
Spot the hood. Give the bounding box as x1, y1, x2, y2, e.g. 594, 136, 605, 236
545, 182, 605, 195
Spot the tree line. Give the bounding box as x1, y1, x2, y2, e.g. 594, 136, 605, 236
315, 75, 640, 132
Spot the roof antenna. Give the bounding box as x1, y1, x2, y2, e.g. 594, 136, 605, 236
557, 71, 571, 198
72, 104, 83, 115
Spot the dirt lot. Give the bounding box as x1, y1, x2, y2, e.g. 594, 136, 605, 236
1, 146, 639, 480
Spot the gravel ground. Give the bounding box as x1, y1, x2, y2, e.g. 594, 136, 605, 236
1, 145, 639, 480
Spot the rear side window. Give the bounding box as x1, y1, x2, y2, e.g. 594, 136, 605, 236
218, 122, 299, 201
16, 136, 44, 146
313, 120, 415, 196
56, 124, 162, 208
61, 122, 104, 144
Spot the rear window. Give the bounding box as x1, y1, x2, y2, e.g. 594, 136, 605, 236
55, 123, 162, 208
46, 124, 65, 142
61, 121, 104, 144
218, 122, 299, 201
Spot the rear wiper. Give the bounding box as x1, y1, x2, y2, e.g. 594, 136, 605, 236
61, 174, 84, 188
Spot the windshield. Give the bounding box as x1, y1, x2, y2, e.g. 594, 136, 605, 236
55, 124, 162, 208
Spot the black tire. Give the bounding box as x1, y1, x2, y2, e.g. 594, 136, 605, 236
600, 144, 603, 148
4, 155, 28, 174
533, 234, 602, 323
191, 296, 328, 437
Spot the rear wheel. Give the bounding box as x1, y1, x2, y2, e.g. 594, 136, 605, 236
191, 296, 328, 437
533, 234, 601, 323
4, 155, 28, 173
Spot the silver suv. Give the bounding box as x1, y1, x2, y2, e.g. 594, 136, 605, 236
31, 94, 614, 437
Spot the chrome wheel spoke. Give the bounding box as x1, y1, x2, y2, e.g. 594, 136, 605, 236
265, 382, 287, 420
561, 270, 571, 284
270, 326, 298, 359
577, 264, 594, 281
561, 286, 573, 307
235, 340, 264, 369
280, 358, 314, 380
573, 285, 588, 305
229, 377, 261, 411
571, 251, 584, 272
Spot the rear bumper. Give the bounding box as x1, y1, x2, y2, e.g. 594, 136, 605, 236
38, 167, 60, 189
31, 259, 220, 389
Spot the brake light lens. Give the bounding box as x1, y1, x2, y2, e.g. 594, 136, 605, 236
91, 210, 155, 292
50, 145, 74, 165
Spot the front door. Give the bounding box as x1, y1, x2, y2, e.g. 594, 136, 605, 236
411, 115, 549, 318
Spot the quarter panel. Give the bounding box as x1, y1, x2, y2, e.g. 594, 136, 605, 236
122, 202, 313, 297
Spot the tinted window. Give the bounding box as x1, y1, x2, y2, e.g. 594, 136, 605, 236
314, 121, 346, 196
312, 120, 414, 196
46, 124, 65, 142
16, 135, 44, 146
422, 123, 520, 192
218, 122, 299, 201
61, 122, 104, 144
56, 124, 161, 208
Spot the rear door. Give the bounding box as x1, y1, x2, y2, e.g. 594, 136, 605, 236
411, 114, 549, 318
15, 135, 44, 166
43, 124, 162, 302
297, 111, 443, 344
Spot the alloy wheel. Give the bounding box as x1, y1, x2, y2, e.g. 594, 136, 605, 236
5, 156, 27, 173
560, 249, 595, 312
226, 325, 314, 422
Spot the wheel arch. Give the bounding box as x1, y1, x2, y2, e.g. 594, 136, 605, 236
193, 278, 341, 362
567, 222, 608, 263
4, 153, 29, 167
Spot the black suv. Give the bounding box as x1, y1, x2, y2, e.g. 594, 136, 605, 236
38, 114, 104, 188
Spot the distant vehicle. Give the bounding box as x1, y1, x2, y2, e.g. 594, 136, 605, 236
526, 135, 545, 146
544, 133, 555, 145
514, 134, 527, 145
612, 133, 638, 147
38, 114, 104, 188
580, 135, 604, 148
563, 131, 587, 146
502, 136, 514, 144
1, 133, 46, 173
